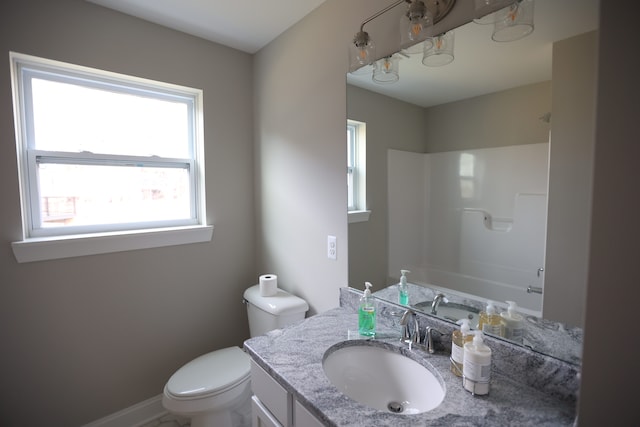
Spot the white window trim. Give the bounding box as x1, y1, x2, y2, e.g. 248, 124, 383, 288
347, 119, 370, 223
9, 52, 212, 262
12, 225, 214, 263
348, 210, 371, 223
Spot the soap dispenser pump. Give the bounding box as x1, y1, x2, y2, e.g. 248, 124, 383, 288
450, 318, 473, 377
398, 269, 410, 306
500, 300, 524, 343
463, 330, 492, 396
478, 300, 502, 336
358, 282, 376, 337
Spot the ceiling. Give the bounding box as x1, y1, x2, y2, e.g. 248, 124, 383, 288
88, 0, 599, 108
87, 0, 328, 54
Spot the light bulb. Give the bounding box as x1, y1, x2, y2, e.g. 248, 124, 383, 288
410, 22, 423, 38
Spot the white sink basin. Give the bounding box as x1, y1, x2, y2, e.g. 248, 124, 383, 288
322, 343, 445, 414
414, 301, 480, 324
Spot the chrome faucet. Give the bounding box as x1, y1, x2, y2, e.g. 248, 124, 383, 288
431, 293, 448, 315
400, 309, 420, 345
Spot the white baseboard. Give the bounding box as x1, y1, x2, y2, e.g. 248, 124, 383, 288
82, 394, 168, 427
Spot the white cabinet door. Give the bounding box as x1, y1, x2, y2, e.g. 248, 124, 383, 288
251, 361, 291, 426
252, 395, 283, 427
294, 400, 324, 427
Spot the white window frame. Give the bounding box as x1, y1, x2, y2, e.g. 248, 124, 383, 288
9, 52, 212, 262
347, 119, 370, 223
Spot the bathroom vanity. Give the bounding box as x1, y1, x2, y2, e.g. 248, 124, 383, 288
243, 288, 578, 426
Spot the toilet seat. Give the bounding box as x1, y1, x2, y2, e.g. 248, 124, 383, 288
165, 346, 250, 401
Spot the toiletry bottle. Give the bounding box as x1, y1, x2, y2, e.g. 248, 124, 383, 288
500, 300, 524, 343
398, 269, 410, 306
478, 300, 503, 336
450, 319, 473, 377
463, 331, 492, 396
358, 282, 376, 337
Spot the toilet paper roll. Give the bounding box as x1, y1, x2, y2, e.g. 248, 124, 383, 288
259, 274, 278, 297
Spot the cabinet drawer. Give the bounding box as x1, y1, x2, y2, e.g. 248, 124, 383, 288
251, 360, 290, 426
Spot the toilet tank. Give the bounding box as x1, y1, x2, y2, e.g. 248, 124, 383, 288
243, 285, 309, 337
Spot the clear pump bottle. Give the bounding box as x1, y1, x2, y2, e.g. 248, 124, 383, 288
500, 300, 524, 343
451, 319, 473, 377
358, 282, 376, 337
398, 269, 410, 306
478, 300, 503, 336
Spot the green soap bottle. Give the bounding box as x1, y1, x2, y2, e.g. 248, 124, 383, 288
358, 282, 376, 337
398, 269, 410, 306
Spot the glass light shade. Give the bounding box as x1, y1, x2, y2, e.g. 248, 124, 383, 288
422, 31, 455, 67
492, 0, 534, 42
400, 1, 433, 46
474, 0, 514, 25
372, 56, 399, 85
349, 31, 375, 71
402, 39, 434, 56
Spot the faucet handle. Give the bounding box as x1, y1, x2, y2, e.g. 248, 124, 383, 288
425, 326, 443, 354
399, 309, 419, 344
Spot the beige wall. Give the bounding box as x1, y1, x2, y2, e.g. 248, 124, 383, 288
578, 3, 640, 424
424, 81, 552, 152
0, 0, 255, 425
347, 85, 427, 289
544, 31, 598, 327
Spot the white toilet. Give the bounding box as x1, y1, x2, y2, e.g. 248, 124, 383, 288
162, 285, 309, 427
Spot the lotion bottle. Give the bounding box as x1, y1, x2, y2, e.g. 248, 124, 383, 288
462, 330, 492, 395
500, 300, 524, 343
398, 269, 410, 306
358, 282, 376, 337
450, 318, 473, 377
478, 300, 503, 336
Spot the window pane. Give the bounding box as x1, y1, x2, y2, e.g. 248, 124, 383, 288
30, 78, 190, 158
37, 163, 191, 228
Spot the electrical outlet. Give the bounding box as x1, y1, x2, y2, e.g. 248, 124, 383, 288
327, 235, 337, 260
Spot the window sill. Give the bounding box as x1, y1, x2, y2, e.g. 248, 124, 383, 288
11, 225, 214, 263
348, 210, 371, 224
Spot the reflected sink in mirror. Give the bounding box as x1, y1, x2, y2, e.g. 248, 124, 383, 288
413, 300, 481, 324
322, 341, 445, 414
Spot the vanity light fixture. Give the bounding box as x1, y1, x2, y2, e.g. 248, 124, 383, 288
349, 0, 407, 71
349, 0, 456, 78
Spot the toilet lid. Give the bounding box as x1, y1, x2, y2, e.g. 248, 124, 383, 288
166, 346, 250, 399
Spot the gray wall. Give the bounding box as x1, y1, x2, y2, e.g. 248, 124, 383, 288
424, 81, 552, 152
347, 85, 427, 289
0, 0, 255, 425
578, 3, 640, 424
544, 31, 598, 328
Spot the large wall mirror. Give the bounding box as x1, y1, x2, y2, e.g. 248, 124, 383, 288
347, 0, 599, 365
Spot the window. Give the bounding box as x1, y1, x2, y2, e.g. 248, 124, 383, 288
10, 52, 212, 262
347, 119, 369, 223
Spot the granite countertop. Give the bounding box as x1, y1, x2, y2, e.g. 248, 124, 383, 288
243, 306, 576, 427
375, 283, 583, 365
